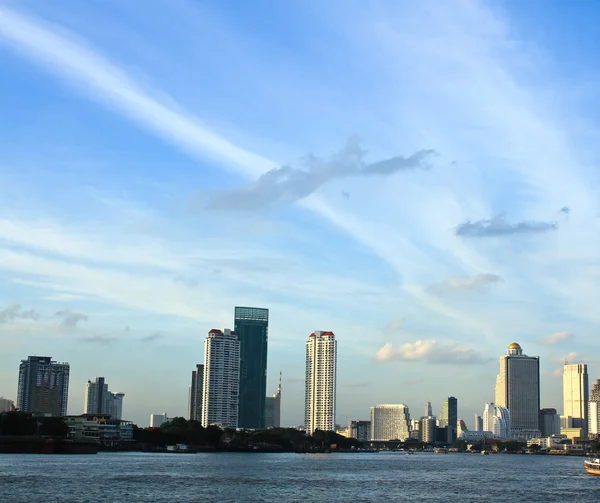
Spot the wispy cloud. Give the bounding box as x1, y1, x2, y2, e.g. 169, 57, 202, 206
55, 309, 88, 327
140, 332, 163, 343
374, 340, 488, 365
78, 334, 117, 344
455, 216, 558, 237
386, 317, 405, 331
426, 273, 503, 295
0, 304, 41, 322
539, 331, 574, 345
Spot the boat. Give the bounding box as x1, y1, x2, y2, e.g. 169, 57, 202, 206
481, 450, 489, 455
433, 448, 448, 454
584, 458, 600, 475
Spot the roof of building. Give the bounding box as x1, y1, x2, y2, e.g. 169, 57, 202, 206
508, 342, 521, 350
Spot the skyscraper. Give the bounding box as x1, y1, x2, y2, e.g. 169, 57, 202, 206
370, 404, 411, 441
202, 329, 241, 428
492, 406, 511, 440
234, 307, 268, 429
84, 377, 125, 419
188, 364, 203, 421
425, 401, 432, 417
563, 363, 589, 438
17, 356, 70, 416
264, 372, 281, 428
483, 402, 495, 432
440, 397, 458, 443
540, 408, 561, 437
0, 397, 14, 413
305, 331, 337, 434
495, 342, 541, 440
588, 378, 600, 439
474, 414, 483, 432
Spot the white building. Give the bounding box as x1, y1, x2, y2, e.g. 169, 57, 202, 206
201, 329, 241, 429
563, 363, 589, 438
305, 331, 337, 435
0, 397, 14, 413
474, 414, 483, 432
589, 378, 600, 438
84, 377, 125, 420
370, 404, 411, 441
150, 413, 168, 428
495, 342, 541, 440
493, 406, 511, 440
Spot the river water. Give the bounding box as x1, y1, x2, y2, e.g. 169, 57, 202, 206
1, 451, 599, 502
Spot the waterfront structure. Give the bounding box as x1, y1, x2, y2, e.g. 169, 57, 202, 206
348, 420, 371, 441
150, 413, 167, 428
0, 397, 14, 412
540, 408, 561, 437
305, 331, 337, 434
202, 328, 241, 428
65, 414, 134, 447
234, 307, 269, 429
563, 363, 589, 438
421, 416, 436, 443
17, 356, 70, 416
527, 434, 568, 449
84, 377, 125, 419
589, 378, 600, 438
440, 397, 458, 443
264, 373, 282, 428
188, 364, 203, 421
495, 342, 541, 440
370, 404, 411, 441
474, 414, 483, 432
459, 430, 495, 442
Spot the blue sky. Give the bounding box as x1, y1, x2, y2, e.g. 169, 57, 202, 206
0, 0, 599, 427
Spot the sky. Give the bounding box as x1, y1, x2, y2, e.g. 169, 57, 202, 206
0, 0, 599, 428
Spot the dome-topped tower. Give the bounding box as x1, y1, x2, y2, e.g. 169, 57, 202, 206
507, 342, 523, 355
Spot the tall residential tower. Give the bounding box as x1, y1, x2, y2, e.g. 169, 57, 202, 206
305, 331, 337, 434
188, 364, 203, 421
588, 378, 600, 438
440, 397, 458, 443
84, 377, 125, 419
264, 372, 281, 428
17, 356, 70, 416
563, 363, 589, 438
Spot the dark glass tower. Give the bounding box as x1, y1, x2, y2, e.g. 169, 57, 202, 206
234, 306, 268, 429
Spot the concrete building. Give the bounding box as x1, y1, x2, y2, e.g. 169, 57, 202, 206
540, 408, 561, 437
348, 420, 371, 441
202, 329, 241, 428
65, 414, 133, 446
264, 373, 281, 428
495, 342, 541, 439
188, 364, 203, 421
589, 378, 600, 438
17, 356, 70, 416
421, 416, 436, 443
457, 419, 468, 438
0, 397, 14, 413
84, 377, 125, 420
234, 307, 269, 430
370, 404, 411, 441
150, 413, 167, 428
474, 414, 483, 432
492, 406, 511, 440
440, 397, 458, 443
425, 401, 432, 417
483, 402, 495, 433
305, 331, 337, 434
563, 363, 589, 438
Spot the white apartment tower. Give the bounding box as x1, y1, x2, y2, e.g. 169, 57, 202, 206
588, 378, 600, 438
495, 342, 541, 440
84, 377, 125, 419
201, 329, 241, 429
370, 404, 411, 441
563, 363, 589, 438
305, 331, 337, 434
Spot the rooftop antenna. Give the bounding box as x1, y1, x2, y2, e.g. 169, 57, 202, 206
278, 371, 282, 396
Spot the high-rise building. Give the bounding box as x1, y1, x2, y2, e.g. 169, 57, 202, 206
84, 377, 125, 419
264, 373, 282, 428
202, 329, 241, 428
457, 419, 468, 438
421, 416, 436, 443
563, 363, 589, 438
234, 307, 269, 429
492, 406, 511, 440
0, 397, 14, 413
188, 364, 203, 421
483, 402, 495, 433
495, 342, 541, 440
17, 356, 70, 416
474, 414, 483, 432
540, 408, 561, 437
370, 404, 411, 441
425, 401, 432, 417
348, 420, 371, 441
440, 397, 458, 443
589, 378, 600, 439
305, 331, 337, 434
150, 413, 167, 428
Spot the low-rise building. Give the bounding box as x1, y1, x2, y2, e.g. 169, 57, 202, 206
64, 414, 133, 447
0, 397, 14, 413
347, 420, 371, 442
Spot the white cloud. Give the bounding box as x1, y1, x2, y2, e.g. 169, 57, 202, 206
539, 331, 574, 345
374, 339, 488, 365
426, 273, 503, 295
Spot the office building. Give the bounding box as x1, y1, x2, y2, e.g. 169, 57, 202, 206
492, 406, 511, 440
425, 401, 432, 417
457, 419, 468, 438
150, 413, 167, 428
421, 416, 436, 443
188, 364, 203, 421
348, 420, 371, 441
370, 404, 411, 441
84, 377, 125, 420
0, 397, 14, 413
540, 408, 561, 437
305, 331, 337, 434
440, 397, 458, 443
563, 363, 589, 438
264, 373, 282, 428
202, 329, 241, 428
474, 414, 483, 432
17, 356, 70, 416
589, 378, 600, 438
234, 307, 269, 429
495, 342, 541, 440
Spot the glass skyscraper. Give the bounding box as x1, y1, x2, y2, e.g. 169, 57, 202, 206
234, 306, 269, 429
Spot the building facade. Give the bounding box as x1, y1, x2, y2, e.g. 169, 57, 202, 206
234, 307, 269, 429
474, 414, 483, 432
0, 397, 14, 413
150, 413, 168, 428
17, 356, 70, 416
348, 420, 371, 441
589, 378, 600, 438
440, 397, 458, 443
84, 377, 125, 420
202, 328, 241, 428
188, 364, 204, 421
540, 408, 561, 437
492, 406, 511, 440
264, 374, 281, 428
65, 414, 133, 446
421, 416, 436, 443
305, 331, 337, 434
370, 404, 411, 441
495, 342, 541, 439
563, 363, 589, 438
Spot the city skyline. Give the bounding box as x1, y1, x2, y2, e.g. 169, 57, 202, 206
2, 1, 600, 427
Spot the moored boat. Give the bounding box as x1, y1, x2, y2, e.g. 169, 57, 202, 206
584, 458, 600, 475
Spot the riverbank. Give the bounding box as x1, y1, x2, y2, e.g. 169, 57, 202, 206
0, 436, 98, 454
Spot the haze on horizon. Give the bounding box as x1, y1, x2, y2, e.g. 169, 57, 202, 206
0, 0, 599, 427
